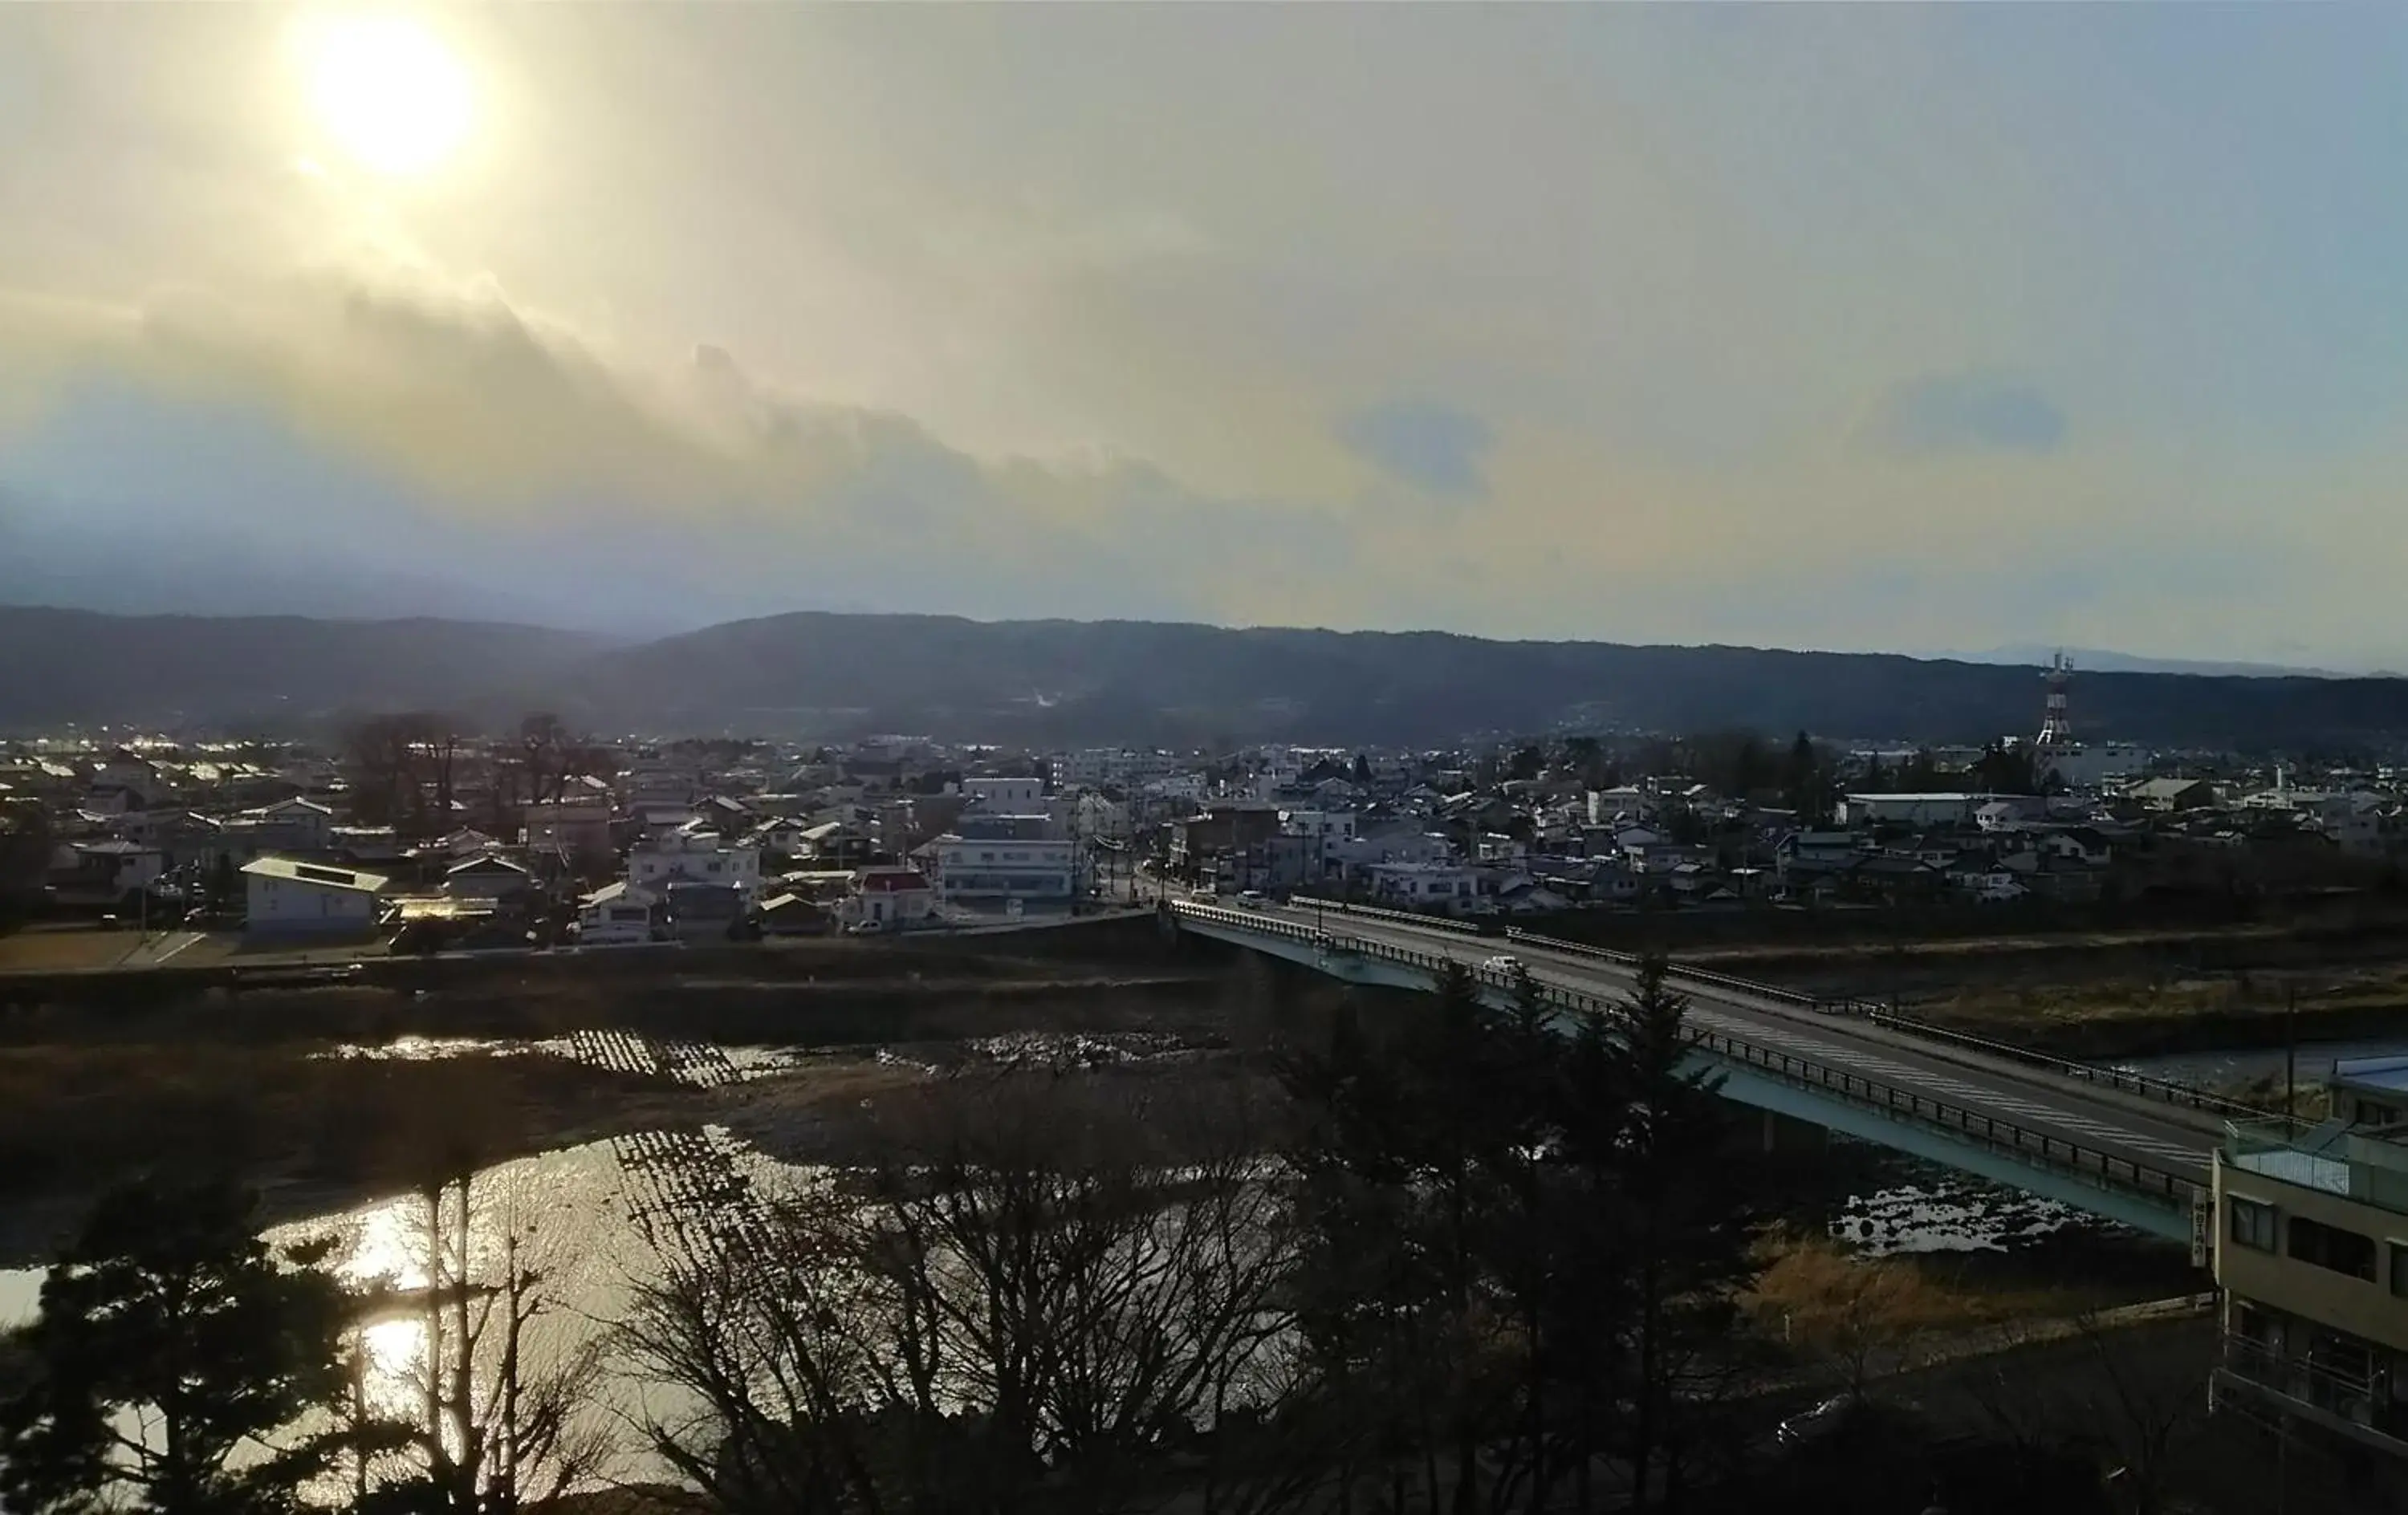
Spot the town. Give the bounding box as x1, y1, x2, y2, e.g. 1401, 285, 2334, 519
1, 663, 2400, 966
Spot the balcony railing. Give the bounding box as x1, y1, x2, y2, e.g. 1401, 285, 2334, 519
2223, 1118, 2408, 1215
2219, 1334, 2408, 1448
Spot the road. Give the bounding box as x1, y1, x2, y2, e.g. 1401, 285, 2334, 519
1259, 902, 2223, 1189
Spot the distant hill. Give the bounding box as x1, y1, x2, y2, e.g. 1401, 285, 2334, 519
1943, 644, 2342, 679
0, 606, 608, 731
6, 604, 2407, 752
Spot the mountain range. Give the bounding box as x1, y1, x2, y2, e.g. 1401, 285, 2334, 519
5, 603, 2407, 753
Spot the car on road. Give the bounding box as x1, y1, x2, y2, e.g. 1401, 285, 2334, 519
1482, 952, 1523, 974
1772, 1393, 1861, 1449
1236, 890, 1267, 909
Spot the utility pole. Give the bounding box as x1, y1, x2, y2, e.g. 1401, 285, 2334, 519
2284, 984, 2299, 1132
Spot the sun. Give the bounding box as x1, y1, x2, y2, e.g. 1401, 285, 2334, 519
303, 14, 471, 176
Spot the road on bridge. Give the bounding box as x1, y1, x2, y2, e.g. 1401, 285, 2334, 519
1258, 903, 2223, 1193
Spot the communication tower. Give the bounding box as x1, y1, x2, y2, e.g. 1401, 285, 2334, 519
2037, 651, 2074, 748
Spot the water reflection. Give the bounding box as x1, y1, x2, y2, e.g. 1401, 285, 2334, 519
1833, 1178, 2089, 1257
0, 1264, 38, 1328
269, 1140, 652, 1432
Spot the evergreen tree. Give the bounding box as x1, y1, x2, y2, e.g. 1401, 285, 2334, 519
0, 1180, 363, 1515
1592, 959, 1757, 1509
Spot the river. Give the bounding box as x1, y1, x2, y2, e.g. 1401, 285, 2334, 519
2118, 1034, 2408, 1089
0, 1024, 2235, 1482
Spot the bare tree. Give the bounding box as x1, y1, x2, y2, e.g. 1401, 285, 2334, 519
620, 1067, 1307, 1515
365, 1169, 613, 1515
344, 713, 462, 839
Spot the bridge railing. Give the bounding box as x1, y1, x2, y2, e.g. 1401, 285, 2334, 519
1289, 895, 1483, 936
1498, 926, 2268, 1123
1170, 900, 2203, 1212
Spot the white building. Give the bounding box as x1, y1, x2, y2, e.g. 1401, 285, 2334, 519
930, 822, 1080, 904
847, 866, 936, 929
576, 882, 656, 945
241, 855, 387, 936
1835, 792, 1991, 828
1587, 786, 1650, 825
628, 828, 761, 897
2040, 742, 2150, 790
1365, 862, 1479, 913
2211, 1060, 2408, 1463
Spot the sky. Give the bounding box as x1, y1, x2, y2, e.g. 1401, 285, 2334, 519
2, 5, 2404, 666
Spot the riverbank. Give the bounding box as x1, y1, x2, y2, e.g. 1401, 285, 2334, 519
1674, 912, 2408, 1059
0, 936, 1248, 1268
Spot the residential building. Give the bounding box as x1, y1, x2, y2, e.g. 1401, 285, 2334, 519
931, 814, 1079, 903
1169, 805, 1283, 877
522, 797, 615, 868
48, 839, 164, 906
757, 892, 830, 936
661, 880, 749, 942
1365, 861, 1479, 913
2211, 1058, 2408, 1460
1587, 786, 1650, 825
848, 865, 935, 929
249, 797, 336, 853
1053, 748, 1174, 790
1281, 808, 1358, 846
962, 776, 1047, 812
2129, 777, 2222, 813
576, 882, 656, 945
240, 855, 388, 937
629, 828, 762, 897
444, 853, 535, 900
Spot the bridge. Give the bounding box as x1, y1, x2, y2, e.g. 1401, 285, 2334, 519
1169, 898, 2245, 1246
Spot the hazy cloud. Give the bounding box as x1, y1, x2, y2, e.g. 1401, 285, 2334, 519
0, 274, 1367, 631
1865, 372, 2068, 458
6, 6, 2408, 667
1337, 400, 1494, 497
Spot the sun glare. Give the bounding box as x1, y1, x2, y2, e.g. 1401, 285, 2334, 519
304, 14, 470, 176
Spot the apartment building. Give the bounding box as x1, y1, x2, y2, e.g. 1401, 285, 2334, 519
2211, 1056, 2408, 1460
929, 813, 1079, 904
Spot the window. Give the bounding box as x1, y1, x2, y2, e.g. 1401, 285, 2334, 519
2229, 1197, 2278, 1252
2392, 1243, 2408, 1300
2288, 1215, 2377, 1281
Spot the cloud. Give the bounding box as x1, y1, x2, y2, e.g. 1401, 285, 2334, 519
1336, 399, 1494, 497
1863, 372, 2068, 457
0, 273, 1365, 631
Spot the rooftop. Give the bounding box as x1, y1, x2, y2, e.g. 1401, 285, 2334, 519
240, 855, 390, 894
2223, 1117, 2408, 1217
2334, 1055, 2408, 1098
